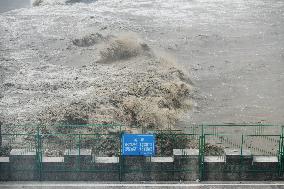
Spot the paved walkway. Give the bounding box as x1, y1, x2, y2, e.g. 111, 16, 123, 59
1, 182, 284, 189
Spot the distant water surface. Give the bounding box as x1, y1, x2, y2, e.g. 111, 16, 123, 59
0, 0, 31, 13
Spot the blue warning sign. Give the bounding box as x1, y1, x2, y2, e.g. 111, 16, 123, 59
122, 134, 155, 156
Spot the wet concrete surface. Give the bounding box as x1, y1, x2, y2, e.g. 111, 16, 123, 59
1, 182, 284, 189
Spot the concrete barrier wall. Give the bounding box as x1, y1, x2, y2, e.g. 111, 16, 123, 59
0, 157, 9, 181
9, 149, 38, 181
146, 157, 174, 181
0, 148, 283, 181
250, 156, 279, 180
173, 149, 199, 181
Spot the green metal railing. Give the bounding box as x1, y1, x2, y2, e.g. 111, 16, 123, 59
1, 123, 284, 181
198, 124, 284, 180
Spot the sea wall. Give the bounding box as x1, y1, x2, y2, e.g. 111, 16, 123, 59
0, 149, 282, 181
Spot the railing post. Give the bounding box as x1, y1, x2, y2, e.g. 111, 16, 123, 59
240, 134, 244, 174
199, 124, 205, 181
0, 121, 2, 147
119, 130, 123, 182
78, 134, 81, 171
36, 125, 42, 181
278, 126, 284, 176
